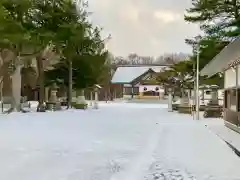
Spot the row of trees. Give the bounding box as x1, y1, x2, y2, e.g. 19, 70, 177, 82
157, 0, 240, 91
109, 52, 189, 66
0, 0, 109, 112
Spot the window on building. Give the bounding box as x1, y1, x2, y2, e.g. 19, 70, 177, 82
230, 89, 237, 111
124, 86, 139, 95
133, 87, 139, 95
226, 88, 240, 112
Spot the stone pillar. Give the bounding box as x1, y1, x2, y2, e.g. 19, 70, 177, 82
45, 87, 49, 102
90, 91, 93, 106
187, 89, 191, 102
93, 88, 99, 109
168, 88, 173, 112
122, 85, 127, 99
131, 84, 134, 99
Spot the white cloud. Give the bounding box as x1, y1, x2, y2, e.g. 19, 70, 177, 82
153, 10, 181, 23
87, 0, 200, 57
119, 5, 140, 23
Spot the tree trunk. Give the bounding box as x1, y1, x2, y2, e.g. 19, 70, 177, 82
11, 64, 22, 112
3, 63, 29, 113
36, 55, 45, 112
67, 60, 72, 108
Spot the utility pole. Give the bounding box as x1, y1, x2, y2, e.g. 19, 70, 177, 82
196, 45, 200, 120
192, 61, 196, 119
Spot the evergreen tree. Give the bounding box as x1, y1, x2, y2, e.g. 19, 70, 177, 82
182, 0, 240, 87
0, 0, 109, 112
185, 0, 240, 39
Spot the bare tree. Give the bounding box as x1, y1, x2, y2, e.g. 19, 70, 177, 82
127, 53, 141, 64
140, 56, 154, 65
155, 53, 189, 65
109, 52, 189, 66
112, 56, 129, 65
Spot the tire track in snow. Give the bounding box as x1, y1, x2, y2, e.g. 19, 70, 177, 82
110, 122, 162, 180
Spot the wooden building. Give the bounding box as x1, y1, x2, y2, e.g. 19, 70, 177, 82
111, 65, 167, 100
201, 36, 240, 133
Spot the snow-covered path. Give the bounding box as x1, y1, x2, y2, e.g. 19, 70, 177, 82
0, 102, 239, 180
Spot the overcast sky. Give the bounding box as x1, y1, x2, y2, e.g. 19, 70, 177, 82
87, 0, 200, 57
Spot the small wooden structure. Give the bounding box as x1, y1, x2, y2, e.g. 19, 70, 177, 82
138, 79, 164, 100
111, 65, 167, 100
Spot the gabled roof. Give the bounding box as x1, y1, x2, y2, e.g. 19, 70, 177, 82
200, 36, 240, 77
111, 66, 166, 84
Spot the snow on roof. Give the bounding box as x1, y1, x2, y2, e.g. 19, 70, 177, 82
111, 66, 166, 84
95, 84, 102, 89
200, 36, 240, 77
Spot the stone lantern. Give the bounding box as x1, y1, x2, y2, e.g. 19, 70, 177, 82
178, 88, 191, 114
168, 87, 173, 112
49, 83, 58, 103
46, 83, 61, 110
204, 85, 222, 118
209, 85, 219, 105
89, 90, 93, 106
198, 84, 208, 111
93, 84, 102, 109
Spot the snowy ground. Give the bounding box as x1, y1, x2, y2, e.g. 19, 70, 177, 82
202, 118, 240, 156
0, 102, 240, 180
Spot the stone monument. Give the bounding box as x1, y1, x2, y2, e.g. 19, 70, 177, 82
46, 83, 61, 111
204, 85, 222, 118
178, 89, 191, 114
168, 87, 173, 112
93, 84, 102, 109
